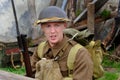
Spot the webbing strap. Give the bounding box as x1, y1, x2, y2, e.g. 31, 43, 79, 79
67, 44, 83, 76
37, 42, 46, 58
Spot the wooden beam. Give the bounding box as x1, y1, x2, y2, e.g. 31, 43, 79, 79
73, 17, 104, 30
87, 2, 95, 33
0, 70, 35, 80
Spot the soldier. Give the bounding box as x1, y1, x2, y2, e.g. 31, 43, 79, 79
31, 6, 93, 80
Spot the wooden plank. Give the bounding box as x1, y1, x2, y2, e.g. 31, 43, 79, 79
0, 70, 35, 80
87, 2, 95, 33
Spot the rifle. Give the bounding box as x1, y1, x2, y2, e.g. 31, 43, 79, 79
11, 0, 32, 77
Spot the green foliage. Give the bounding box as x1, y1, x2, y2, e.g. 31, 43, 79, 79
100, 9, 111, 20
0, 66, 25, 75
76, 10, 81, 17
102, 50, 120, 70
97, 50, 120, 80
97, 71, 119, 80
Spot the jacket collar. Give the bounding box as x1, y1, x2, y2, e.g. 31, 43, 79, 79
44, 35, 69, 57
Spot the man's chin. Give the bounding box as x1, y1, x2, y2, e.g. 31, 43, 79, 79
50, 40, 58, 44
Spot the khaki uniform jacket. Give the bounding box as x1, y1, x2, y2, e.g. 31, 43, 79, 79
31, 36, 93, 80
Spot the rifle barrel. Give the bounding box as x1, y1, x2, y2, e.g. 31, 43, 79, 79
11, 0, 20, 35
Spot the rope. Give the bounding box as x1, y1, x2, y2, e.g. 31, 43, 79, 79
10, 52, 24, 69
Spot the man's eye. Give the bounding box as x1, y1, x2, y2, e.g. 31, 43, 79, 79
55, 24, 60, 27
46, 25, 51, 28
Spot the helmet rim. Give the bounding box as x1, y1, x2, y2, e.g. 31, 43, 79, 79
34, 6, 70, 26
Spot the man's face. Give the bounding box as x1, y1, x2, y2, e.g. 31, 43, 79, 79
41, 22, 66, 46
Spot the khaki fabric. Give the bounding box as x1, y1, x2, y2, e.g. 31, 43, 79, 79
31, 36, 93, 80
63, 28, 94, 46
63, 77, 72, 80
64, 28, 104, 79
86, 40, 104, 78
35, 58, 63, 80
67, 44, 83, 76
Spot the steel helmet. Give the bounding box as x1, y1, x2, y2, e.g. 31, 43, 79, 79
35, 6, 70, 25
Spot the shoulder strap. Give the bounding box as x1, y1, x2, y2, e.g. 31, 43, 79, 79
67, 44, 83, 73
37, 42, 46, 58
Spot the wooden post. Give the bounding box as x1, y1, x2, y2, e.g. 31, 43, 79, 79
49, 0, 57, 6
87, 2, 95, 33
85, 0, 93, 7
67, 0, 76, 27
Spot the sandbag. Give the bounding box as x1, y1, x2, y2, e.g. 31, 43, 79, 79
35, 58, 63, 80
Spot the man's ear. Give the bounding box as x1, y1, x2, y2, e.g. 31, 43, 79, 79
63, 23, 67, 28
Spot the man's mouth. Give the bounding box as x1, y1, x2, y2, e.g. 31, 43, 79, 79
50, 35, 56, 40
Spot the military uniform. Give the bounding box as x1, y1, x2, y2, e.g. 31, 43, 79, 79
31, 35, 93, 80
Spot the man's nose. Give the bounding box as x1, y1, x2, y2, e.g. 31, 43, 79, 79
50, 26, 56, 33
